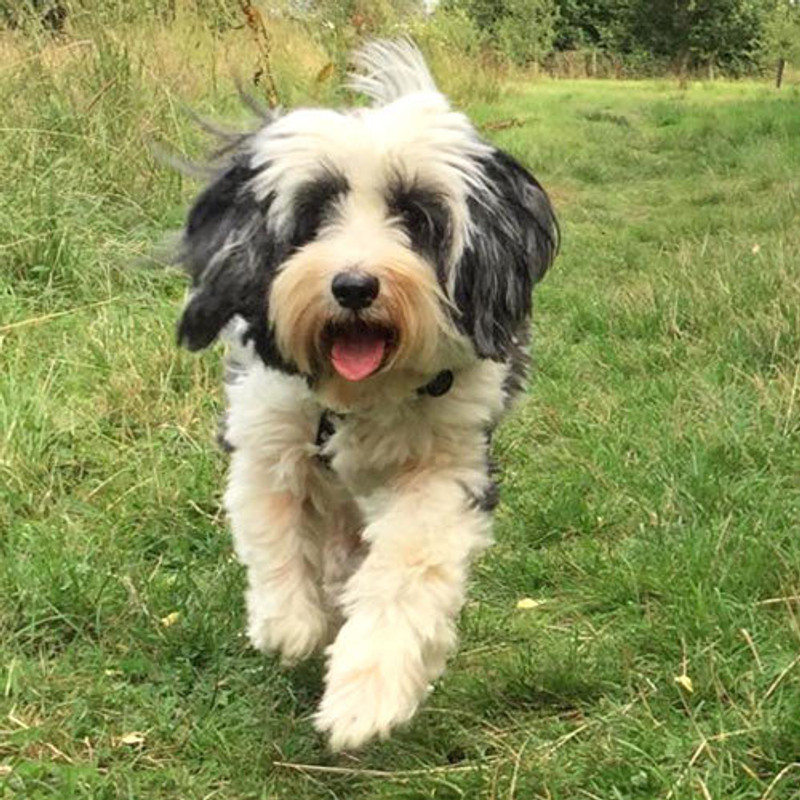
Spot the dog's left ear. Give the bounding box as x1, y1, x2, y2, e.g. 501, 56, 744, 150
453, 149, 559, 359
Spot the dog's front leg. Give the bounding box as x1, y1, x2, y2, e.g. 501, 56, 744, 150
225, 449, 329, 663
315, 473, 492, 750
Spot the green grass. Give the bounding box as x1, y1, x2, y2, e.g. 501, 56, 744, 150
2, 22, 800, 800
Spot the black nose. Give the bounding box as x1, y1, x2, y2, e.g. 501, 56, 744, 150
331, 271, 379, 311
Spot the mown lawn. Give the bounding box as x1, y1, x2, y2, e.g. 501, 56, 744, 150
1, 25, 799, 800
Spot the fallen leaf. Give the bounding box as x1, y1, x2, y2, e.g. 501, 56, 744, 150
0, 765, 12, 775
315, 62, 335, 84
674, 674, 694, 693
160, 612, 180, 628
118, 732, 146, 747
516, 598, 544, 610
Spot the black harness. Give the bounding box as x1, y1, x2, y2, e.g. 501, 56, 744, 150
314, 369, 454, 458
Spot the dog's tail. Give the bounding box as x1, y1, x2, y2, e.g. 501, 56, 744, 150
349, 39, 439, 106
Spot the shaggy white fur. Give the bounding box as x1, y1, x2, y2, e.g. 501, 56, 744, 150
224, 346, 503, 749
175, 39, 558, 749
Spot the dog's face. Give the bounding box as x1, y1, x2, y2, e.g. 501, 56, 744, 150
177, 41, 558, 403
261, 92, 478, 392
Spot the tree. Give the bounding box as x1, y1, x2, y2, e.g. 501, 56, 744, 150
442, 0, 559, 64
764, 0, 800, 87
630, 0, 767, 76
442, 0, 783, 77
551, 0, 634, 52
496, 0, 559, 65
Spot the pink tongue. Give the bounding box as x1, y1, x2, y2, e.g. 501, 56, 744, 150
331, 332, 386, 381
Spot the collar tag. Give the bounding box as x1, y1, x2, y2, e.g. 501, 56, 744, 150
419, 370, 454, 398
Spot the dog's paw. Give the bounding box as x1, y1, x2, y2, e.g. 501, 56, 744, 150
247, 600, 329, 663
314, 622, 429, 749
314, 664, 424, 750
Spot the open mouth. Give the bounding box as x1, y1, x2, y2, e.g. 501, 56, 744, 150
325, 320, 396, 382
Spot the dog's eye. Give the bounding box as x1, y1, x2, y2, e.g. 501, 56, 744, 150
388, 186, 451, 262
292, 200, 328, 247
290, 171, 349, 248
400, 201, 432, 235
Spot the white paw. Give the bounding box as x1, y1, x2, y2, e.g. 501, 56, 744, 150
246, 596, 329, 663
314, 663, 425, 750
314, 621, 429, 750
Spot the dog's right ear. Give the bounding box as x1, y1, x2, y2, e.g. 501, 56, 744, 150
177, 158, 276, 352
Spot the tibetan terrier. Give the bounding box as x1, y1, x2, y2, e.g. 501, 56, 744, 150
175, 40, 558, 750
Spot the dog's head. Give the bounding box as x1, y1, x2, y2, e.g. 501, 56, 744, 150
177, 40, 558, 404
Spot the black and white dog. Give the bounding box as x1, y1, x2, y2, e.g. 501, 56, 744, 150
176, 40, 558, 750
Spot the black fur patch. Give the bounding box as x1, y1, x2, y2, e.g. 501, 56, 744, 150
453, 148, 559, 360
502, 327, 532, 400
216, 415, 235, 453
463, 480, 500, 513
290, 170, 349, 248
461, 430, 501, 514
387, 179, 452, 276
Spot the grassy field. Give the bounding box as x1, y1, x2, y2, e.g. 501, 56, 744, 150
2, 18, 800, 800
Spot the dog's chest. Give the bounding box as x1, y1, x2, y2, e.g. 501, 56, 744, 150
314, 406, 433, 498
